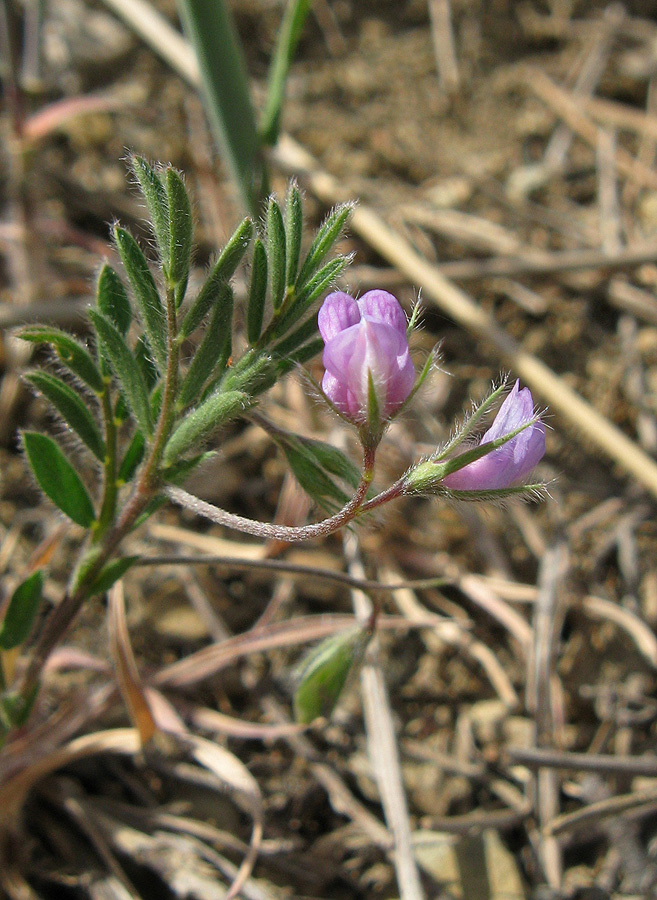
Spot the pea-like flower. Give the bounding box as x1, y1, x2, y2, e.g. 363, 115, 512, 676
441, 380, 545, 491
318, 290, 415, 433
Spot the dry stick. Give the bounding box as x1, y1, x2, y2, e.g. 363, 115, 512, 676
542, 4, 621, 173
344, 533, 425, 900
507, 746, 657, 778
526, 68, 657, 191
526, 544, 568, 891
261, 697, 392, 849
437, 243, 657, 281
271, 134, 657, 500
99, 0, 657, 497
596, 127, 622, 255
582, 91, 657, 143
428, 0, 460, 95
545, 786, 657, 837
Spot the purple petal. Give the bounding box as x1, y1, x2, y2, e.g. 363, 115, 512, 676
317, 292, 361, 342
323, 319, 415, 420
357, 290, 408, 336
442, 382, 546, 491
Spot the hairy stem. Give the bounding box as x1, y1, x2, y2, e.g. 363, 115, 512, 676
166, 446, 377, 542
17, 288, 183, 707
95, 382, 118, 541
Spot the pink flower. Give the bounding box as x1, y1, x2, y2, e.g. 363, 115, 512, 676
318, 290, 415, 426
442, 381, 545, 490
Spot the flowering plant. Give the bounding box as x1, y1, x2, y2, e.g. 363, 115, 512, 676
1, 161, 546, 741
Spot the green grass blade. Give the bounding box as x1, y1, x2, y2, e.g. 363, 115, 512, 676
259, 0, 312, 146
175, 0, 263, 214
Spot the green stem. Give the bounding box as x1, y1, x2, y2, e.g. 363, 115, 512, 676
94, 381, 118, 542
16, 288, 183, 709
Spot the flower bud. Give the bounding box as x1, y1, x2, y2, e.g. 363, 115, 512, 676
404, 380, 545, 496
318, 291, 415, 436
442, 380, 545, 491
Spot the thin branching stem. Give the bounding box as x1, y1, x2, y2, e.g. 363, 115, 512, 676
166, 446, 377, 542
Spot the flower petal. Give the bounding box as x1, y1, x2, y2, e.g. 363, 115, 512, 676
317, 292, 361, 343
442, 382, 545, 490
358, 290, 408, 335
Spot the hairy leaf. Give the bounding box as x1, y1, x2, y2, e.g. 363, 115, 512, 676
26, 372, 105, 461
88, 556, 139, 595
114, 226, 167, 372
23, 432, 96, 527
285, 182, 303, 287
96, 264, 132, 335
89, 310, 153, 436
246, 238, 267, 344
166, 167, 193, 295
163, 390, 250, 464
130, 155, 170, 270
296, 203, 352, 291
19, 327, 104, 393
267, 197, 286, 312
0, 571, 44, 650
180, 217, 253, 338
179, 283, 233, 408
293, 626, 372, 724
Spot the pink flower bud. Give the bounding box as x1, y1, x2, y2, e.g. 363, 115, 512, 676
318, 291, 415, 426
442, 381, 545, 490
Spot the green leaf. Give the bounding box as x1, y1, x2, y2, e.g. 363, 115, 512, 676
293, 626, 372, 724
0, 571, 44, 650
89, 310, 153, 436
96, 264, 132, 335
274, 431, 360, 511
0, 683, 39, 731
285, 182, 303, 287
166, 167, 193, 294
25, 372, 105, 462
280, 443, 349, 512
272, 315, 318, 357
267, 197, 286, 312
114, 226, 167, 372
278, 336, 323, 370
179, 283, 233, 408
175, 0, 263, 214
163, 450, 215, 484
163, 390, 251, 464
272, 255, 350, 339
296, 203, 352, 291
180, 217, 253, 338
259, 0, 312, 146
134, 335, 160, 392
117, 430, 145, 484
300, 435, 361, 487
220, 350, 277, 396
23, 432, 96, 527
247, 238, 268, 345
130, 156, 170, 270
19, 327, 104, 393
88, 556, 139, 595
